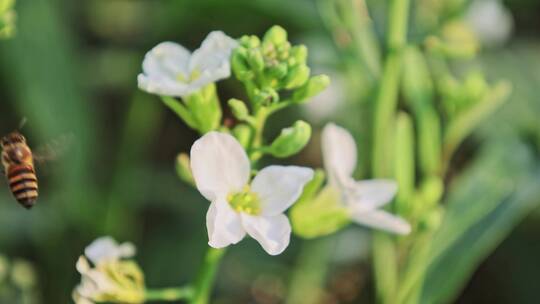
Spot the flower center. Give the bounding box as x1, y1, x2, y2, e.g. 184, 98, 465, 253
227, 186, 261, 215
176, 69, 201, 83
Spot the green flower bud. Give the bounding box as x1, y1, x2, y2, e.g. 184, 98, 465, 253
253, 88, 279, 106
228, 98, 250, 121
247, 49, 264, 72
289, 45, 308, 65
232, 48, 254, 82
419, 176, 444, 207
263, 25, 288, 46
267, 62, 288, 80
292, 74, 330, 103
284, 65, 310, 89
425, 20, 479, 59
232, 124, 252, 149
267, 120, 311, 158
175, 153, 194, 186
419, 206, 444, 231
240, 35, 260, 48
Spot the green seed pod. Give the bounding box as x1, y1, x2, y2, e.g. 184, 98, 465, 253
228, 98, 250, 121
267, 120, 311, 158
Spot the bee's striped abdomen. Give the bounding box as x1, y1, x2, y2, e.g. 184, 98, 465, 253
7, 164, 38, 209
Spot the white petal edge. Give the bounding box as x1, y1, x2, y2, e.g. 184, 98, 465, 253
84, 236, 135, 265
321, 123, 357, 185
137, 73, 190, 97
207, 199, 246, 248
251, 165, 314, 216
190, 132, 251, 201
241, 213, 291, 255
349, 208, 411, 235
345, 179, 398, 209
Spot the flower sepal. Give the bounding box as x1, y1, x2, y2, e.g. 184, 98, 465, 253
183, 83, 222, 133
291, 185, 351, 239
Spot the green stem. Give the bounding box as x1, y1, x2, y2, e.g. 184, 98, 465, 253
249, 107, 269, 162
371, 1, 410, 304
145, 286, 194, 302
190, 247, 226, 304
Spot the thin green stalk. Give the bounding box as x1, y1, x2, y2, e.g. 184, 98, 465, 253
372, 0, 411, 177
249, 107, 269, 162
190, 247, 226, 304
145, 286, 194, 302
371, 1, 411, 304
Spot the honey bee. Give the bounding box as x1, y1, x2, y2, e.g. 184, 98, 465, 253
1, 131, 38, 209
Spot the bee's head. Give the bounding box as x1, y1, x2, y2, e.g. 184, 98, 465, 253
1, 132, 26, 147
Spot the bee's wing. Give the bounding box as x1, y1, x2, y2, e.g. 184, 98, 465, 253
33, 133, 74, 164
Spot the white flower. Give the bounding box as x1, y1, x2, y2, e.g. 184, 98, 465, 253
190, 132, 314, 255
73, 237, 144, 304
138, 31, 238, 97
321, 123, 411, 235
465, 0, 514, 47
84, 236, 136, 265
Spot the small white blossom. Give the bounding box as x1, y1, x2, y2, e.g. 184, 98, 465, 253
73, 237, 144, 304
190, 132, 314, 255
322, 123, 411, 235
84, 236, 135, 265
138, 31, 238, 97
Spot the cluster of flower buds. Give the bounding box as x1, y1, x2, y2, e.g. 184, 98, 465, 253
440, 71, 489, 119
73, 237, 145, 304
232, 25, 330, 109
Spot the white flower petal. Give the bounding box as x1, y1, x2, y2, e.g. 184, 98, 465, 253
207, 199, 246, 248
189, 31, 238, 91
137, 73, 190, 97
349, 208, 411, 235
138, 42, 193, 97
190, 132, 251, 201
321, 123, 357, 185
84, 237, 135, 265
251, 166, 314, 216
142, 42, 190, 78
241, 214, 291, 255
76, 256, 91, 274
345, 179, 397, 209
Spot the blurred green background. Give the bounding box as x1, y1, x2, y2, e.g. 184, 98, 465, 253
0, 0, 538, 303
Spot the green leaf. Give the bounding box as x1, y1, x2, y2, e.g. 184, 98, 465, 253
420, 138, 540, 304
